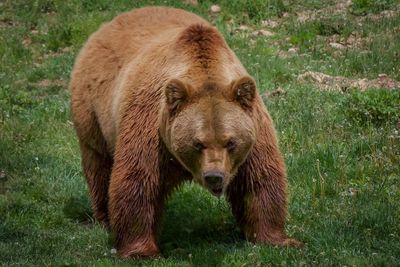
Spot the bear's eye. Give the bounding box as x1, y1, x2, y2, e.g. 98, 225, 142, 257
194, 141, 206, 151
225, 140, 236, 152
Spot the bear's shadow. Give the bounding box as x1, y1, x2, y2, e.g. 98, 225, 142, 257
159, 183, 244, 264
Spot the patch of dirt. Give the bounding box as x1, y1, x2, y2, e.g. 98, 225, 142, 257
361, 7, 400, 22
298, 72, 400, 92
295, 1, 399, 25
297, 1, 400, 24
292, 1, 399, 53
327, 31, 368, 49
296, 0, 352, 23
328, 24, 399, 51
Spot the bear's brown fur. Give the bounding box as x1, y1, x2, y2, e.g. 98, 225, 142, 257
70, 6, 302, 258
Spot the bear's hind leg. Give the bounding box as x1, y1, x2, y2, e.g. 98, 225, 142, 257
80, 143, 113, 225
72, 93, 113, 225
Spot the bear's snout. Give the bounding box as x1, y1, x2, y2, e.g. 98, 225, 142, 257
204, 171, 224, 185
203, 171, 224, 197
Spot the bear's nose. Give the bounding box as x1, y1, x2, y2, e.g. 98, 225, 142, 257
204, 171, 224, 186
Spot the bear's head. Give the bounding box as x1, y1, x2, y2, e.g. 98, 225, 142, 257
160, 76, 258, 197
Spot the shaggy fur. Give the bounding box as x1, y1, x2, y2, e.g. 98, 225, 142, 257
70, 6, 302, 258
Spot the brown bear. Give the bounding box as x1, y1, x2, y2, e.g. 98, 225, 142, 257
70, 6, 302, 258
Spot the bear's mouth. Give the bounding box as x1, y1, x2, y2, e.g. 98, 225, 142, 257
211, 188, 223, 197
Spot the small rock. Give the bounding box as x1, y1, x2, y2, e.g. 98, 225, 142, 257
329, 42, 346, 49
288, 47, 298, 54
210, 4, 221, 13
110, 248, 117, 254
0, 170, 5, 179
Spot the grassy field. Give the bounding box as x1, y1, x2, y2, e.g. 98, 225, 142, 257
1, 0, 400, 266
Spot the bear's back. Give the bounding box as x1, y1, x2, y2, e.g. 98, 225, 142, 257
70, 6, 210, 105
90, 7, 209, 65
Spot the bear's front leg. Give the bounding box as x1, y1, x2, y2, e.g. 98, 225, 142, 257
108, 162, 163, 258
227, 172, 302, 247
227, 109, 302, 247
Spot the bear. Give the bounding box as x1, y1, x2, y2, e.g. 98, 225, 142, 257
69, 6, 302, 258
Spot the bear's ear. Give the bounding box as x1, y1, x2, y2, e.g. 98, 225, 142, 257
165, 79, 188, 115
232, 76, 257, 110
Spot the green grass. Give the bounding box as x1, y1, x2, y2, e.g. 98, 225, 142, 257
351, 0, 397, 15
1, 0, 400, 266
